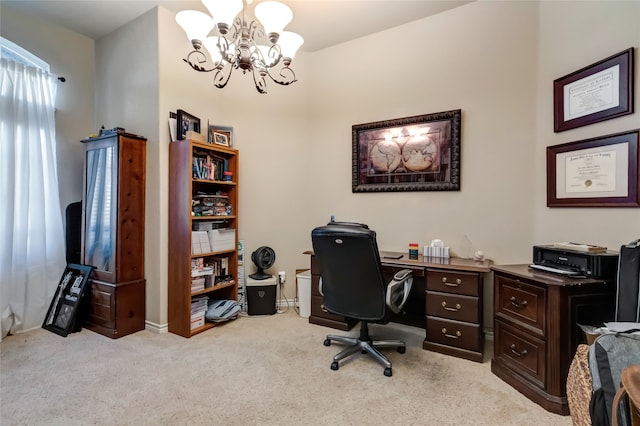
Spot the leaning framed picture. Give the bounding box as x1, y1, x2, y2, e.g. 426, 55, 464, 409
208, 124, 233, 147
553, 47, 634, 132
42, 263, 94, 337
546, 129, 639, 207
352, 109, 461, 192
176, 109, 201, 140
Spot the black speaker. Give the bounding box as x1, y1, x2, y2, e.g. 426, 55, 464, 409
65, 201, 82, 264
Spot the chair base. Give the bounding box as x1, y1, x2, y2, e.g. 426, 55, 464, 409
324, 321, 405, 377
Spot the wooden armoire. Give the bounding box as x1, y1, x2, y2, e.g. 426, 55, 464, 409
80, 130, 146, 338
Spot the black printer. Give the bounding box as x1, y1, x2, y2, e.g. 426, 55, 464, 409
530, 245, 618, 280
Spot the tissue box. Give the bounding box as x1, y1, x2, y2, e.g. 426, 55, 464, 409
423, 246, 450, 258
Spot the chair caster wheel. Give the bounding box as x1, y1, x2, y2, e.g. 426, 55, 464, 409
331, 361, 339, 371
384, 367, 392, 377
398, 346, 406, 354
324, 339, 331, 346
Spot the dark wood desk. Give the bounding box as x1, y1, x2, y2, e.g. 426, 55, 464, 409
305, 251, 492, 362
491, 264, 615, 415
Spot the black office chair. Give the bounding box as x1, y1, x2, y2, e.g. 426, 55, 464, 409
311, 223, 413, 377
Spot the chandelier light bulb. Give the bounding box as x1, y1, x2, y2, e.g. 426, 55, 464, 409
277, 31, 304, 59
254, 1, 293, 38
175, 10, 215, 44
202, 0, 243, 27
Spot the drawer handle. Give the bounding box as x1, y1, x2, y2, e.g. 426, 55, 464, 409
442, 277, 462, 286
510, 343, 528, 357
509, 296, 528, 308
441, 301, 461, 312
441, 328, 461, 339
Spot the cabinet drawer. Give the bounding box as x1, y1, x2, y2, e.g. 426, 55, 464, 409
426, 317, 481, 352
311, 295, 350, 322
496, 275, 545, 334
426, 269, 480, 296
87, 280, 115, 329
426, 291, 479, 323
494, 320, 545, 388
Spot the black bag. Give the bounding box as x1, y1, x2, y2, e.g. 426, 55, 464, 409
588, 331, 640, 426
615, 239, 640, 322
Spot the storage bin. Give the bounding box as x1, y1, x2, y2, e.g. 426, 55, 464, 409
296, 270, 311, 318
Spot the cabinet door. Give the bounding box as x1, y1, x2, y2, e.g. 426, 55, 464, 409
83, 139, 117, 282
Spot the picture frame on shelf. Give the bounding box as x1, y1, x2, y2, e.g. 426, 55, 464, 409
213, 132, 229, 146
208, 125, 234, 147
553, 47, 634, 133
352, 109, 461, 192
176, 109, 201, 140
546, 129, 639, 207
42, 263, 94, 337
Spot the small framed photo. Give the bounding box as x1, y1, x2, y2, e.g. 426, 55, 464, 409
208, 125, 234, 147
546, 129, 639, 207
42, 263, 94, 337
177, 109, 201, 140
553, 48, 634, 132
213, 132, 229, 146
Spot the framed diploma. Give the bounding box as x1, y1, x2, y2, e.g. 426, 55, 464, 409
546, 130, 639, 207
553, 48, 634, 132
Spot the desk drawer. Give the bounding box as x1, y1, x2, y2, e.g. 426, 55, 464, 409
495, 275, 545, 334
426, 291, 479, 323
427, 270, 480, 296
311, 295, 350, 322
494, 319, 545, 388
426, 317, 481, 352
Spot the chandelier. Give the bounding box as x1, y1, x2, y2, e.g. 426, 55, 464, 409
176, 0, 304, 94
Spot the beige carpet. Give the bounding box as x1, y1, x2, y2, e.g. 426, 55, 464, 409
1, 309, 572, 425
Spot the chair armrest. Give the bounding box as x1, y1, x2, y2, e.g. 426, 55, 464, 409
386, 269, 413, 314
318, 277, 323, 296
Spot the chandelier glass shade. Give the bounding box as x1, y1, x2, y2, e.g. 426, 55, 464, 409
176, 0, 304, 94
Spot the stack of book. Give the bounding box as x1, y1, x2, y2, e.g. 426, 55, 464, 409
190, 296, 208, 330
191, 264, 213, 292
191, 231, 212, 255
208, 228, 236, 252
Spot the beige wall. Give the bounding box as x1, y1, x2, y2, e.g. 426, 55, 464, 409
533, 0, 640, 249
2, 1, 638, 331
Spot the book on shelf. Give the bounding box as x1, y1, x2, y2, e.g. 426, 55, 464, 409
191, 231, 211, 255
553, 242, 608, 253
192, 150, 228, 181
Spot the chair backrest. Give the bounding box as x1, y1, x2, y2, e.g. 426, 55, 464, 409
311, 224, 386, 321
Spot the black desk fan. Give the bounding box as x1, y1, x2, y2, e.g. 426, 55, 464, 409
249, 246, 276, 280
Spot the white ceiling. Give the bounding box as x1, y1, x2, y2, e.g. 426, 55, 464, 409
2, 0, 472, 52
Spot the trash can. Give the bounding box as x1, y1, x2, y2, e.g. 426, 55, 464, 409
296, 270, 311, 318
246, 277, 277, 315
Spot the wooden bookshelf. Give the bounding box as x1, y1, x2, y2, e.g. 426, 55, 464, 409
168, 139, 239, 337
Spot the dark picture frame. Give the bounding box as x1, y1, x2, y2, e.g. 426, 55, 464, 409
176, 109, 201, 140
208, 124, 233, 147
352, 109, 461, 192
553, 48, 634, 132
42, 263, 94, 337
546, 129, 639, 207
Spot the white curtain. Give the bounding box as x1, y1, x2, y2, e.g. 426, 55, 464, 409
0, 58, 66, 338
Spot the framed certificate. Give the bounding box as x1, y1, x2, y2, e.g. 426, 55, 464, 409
553, 48, 634, 132
546, 130, 639, 207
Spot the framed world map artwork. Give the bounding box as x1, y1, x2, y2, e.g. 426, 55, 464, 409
352, 109, 461, 192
